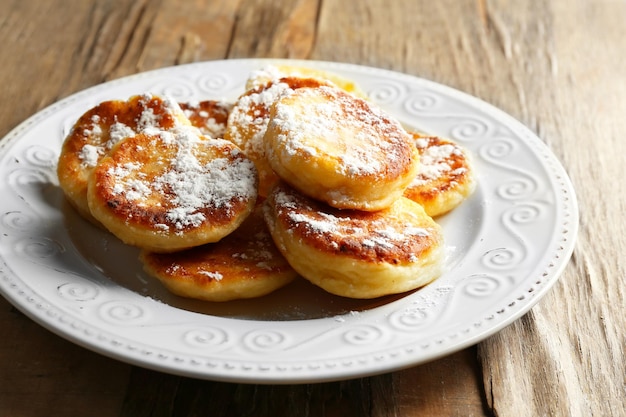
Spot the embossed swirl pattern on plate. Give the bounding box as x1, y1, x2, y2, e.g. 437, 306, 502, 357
7, 167, 53, 189
98, 300, 149, 325
183, 327, 230, 349
149, 72, 236, 101
342, 324, 387, 346
387, 307, 434, 332
23, 145, 57, 168
0, 60, 577, 383
2, 210, 41, 231
366, 79, 408, 105
243, 330, 292, 353
462, 274, 512, 297
57, 282, 101, 302
14, 236, 65, 259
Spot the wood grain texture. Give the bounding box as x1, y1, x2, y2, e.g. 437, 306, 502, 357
0, 303, 130, 416
116, 350, 487, 417
1, 0, 625, 416
474, 1, 626, 416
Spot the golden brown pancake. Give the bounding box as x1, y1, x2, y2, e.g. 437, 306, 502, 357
403, 132, 476, 217
87, 127, 258, 252
264, 183, 445, 299
57, 94, 191, 224
140, 206, 297, 302
245, 64, 368, 98
56, 68, 476, 305
264, 85, 419, 211
179, 100, 231, 138
224, 76, 333, 197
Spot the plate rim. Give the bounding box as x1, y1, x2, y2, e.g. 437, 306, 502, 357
0, 58, 579, 384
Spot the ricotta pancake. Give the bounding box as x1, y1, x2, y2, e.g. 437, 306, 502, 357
87, 127, 258, 252
179, 100, 231, 138
404, 132, 476, 217
224, 76, 332, 197
140, 206, 297, 302
245, 64, 367, 98
264, 85, 419, 211
57, 94, 190, 223
264, 184, 444, 299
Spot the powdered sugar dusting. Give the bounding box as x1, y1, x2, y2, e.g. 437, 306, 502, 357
198, 270, 223, 281
246, 66, 287, 89
270, 86, 412, 177
227, 81, 295, 154
107, 126, 257, 231
76, 94, 186, 168
109, 122, 136, 148
78, 144, 103, 167
411, 138, 467, 186
274, 189, 431, 253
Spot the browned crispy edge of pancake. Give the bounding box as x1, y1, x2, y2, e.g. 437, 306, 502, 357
404, 133, 475, 216
265, 183, 442, 265
140, 206, 297, 301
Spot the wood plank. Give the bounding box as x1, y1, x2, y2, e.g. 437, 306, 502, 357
476, 1, 626, 416
116, 348, 487, 416
227, 0, 320, 59
1, 0, 624, 415
0, 1, 491, 416
0, 299, 130, 416
392, 348, 489, 417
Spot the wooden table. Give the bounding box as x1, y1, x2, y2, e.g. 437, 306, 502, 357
1, 1, 624, 416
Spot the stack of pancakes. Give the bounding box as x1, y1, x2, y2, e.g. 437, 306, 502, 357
57, 65, 475, 302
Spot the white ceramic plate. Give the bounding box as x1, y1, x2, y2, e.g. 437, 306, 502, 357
0, 59, 578, 383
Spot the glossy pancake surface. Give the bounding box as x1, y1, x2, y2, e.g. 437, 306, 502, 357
57, 94, 190, 223
141, 206, 297, 302
87, 127, 258, 252
264, 184, 445, 299
264, 86, 419, 211
403, 132, 476, 217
